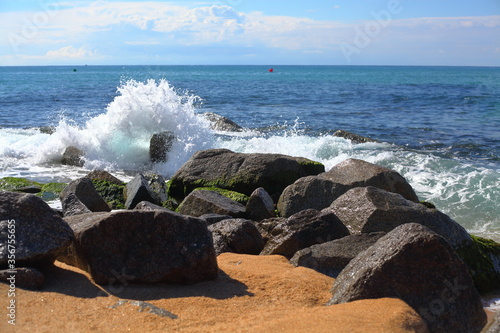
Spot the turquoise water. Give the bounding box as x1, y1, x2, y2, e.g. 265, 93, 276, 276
0, 65, 499, 241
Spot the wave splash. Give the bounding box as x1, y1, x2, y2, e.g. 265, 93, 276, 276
37, 79, 213, 176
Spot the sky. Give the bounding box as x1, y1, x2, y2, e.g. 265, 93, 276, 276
0, 0, 499, 66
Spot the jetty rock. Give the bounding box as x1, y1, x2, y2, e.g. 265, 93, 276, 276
328, 223, 487, 333
245, 187, 275, 221
61, 146, 85, 167
0, 191, 74, 268
178, 189, 246, 218
278, 158, 418, 217
124, 174, 160, 209
59, 210, 218, 285
149, 131, 175, 163
203, 112, 244, 132
208, 218, 264, 256
168, 149, 325, 202
333, 129, 380, 144
60, 177, 111, 216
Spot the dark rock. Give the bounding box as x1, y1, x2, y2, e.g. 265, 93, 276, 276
168, 149, 325, 202
199, 214, 233, 225
60, 177, 111, 215
327, 223, 487, 333
333, 130, 379, 144
203, 112, 243, 132
260, 209, 350, 259
246, 187, 275, 221
0, 267, 44, 290
330, 186, 472, 249
60, 192, 92, 216
61, 146, 85, 167
86, 170, 123, 185
208, 219, 264, 256
150, 131, 175, 163
290, 232, 386, 278
178, 190, 246, 218
145, 173, 169, 203
39, 126, 56, 135
17, 185, 42, 193
133, 201, 173, 212
124, 174, 159, 209
277, 158, 419, 217
60, 210, 218, 284
0, 192, 74, 267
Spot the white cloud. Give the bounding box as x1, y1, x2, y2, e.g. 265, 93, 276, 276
45, 45, 97, 58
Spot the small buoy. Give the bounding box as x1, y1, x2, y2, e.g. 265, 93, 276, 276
73, 69, 77, 72
268, 68, 274, 73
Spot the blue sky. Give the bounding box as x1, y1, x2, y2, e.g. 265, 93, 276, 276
1, 0, 499, 66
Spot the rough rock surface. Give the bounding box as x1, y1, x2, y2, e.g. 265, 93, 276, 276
203, 112, 244, 132
328, 223, 486, 333
0, 192, 74, 267
246, 187, 275, 221
261, 209, 350, 259
60, 177, 111, 214
124, 174, 159, 209
333, 130, 380, 144
208, 219, 264, 256
86, 170, 123, 185
199, 214, 233, 225
178, 190, 246, 218
61, 146, 85, 167
133, 201, 173, 212
290, 232, 386, 278
60, 210, 218, 284
168, 149, 325, 201
0, 267, 44, 289
60, 193, 92, 216
150, 131, 175, 163
330, 186, 472, 248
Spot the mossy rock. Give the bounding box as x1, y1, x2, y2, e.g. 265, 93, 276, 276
0, 177, 66, 201
91, 179, 126, 209
194, 187, 250, 205
456, 235, 500, 293
39, 182, 67, 201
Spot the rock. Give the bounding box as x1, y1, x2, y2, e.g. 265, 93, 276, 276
86, 170, 123, 185
90, 178, 126, 210
124, 174, 159, 209
61, 146, 85, 167
178, 190, 246, 218
60, 210, 218, 284
0, 267, 44, 290
260, 209, 350, 259
150, 131, 175, 163
329, 186, 472, 249
486, 311, 500, 333
203, 112, 243, 132
277, 158, 419, 217
208, 219, 264, 256
60, 177, 111, 215
199, 214, 233, 225
146, 174, 169, 203
133, 201, 173, 212
0, 192, 74, 267
327, 223, 487, 333
290, 232, 386, 278
60, 192, 92, 216
39, 126, 56, 135
333, 130, 379, 144
168, 149, 325, 202
246, 187, 275, 221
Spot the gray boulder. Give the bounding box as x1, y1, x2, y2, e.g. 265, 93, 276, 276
145, 173, 169, 203
0, 267, 44, 290
60, 177, 110, 215
330, 186, 472, 249
133, 201, 173, 212
124, 174, 159, 209
168, 149, 325, 202
261, 209, 350, 259
0, 192, 74, 267
150, 131, 175, 163
60, 210, 218, 284
208, 219, 264, 256
327, 223, 486, 333
178, 189, 246, 218
246, 187, 275, 221
333, 130, 380, 144
86, 170, 123, 185
60, 192, 92, 216
290, 232, 386, 278
61, 146, 85, 167
199, 214, 233, 225
203, 112, 243, 132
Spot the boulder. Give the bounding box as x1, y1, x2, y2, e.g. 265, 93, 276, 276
124, 174, 159, 209
208, 219, 264, 256
327, 223, 487, 333
86, 170, 123, 185
60, 210, 218, 284
329, 186, 472, 249
0, 267, 44, 290
60, 192, 92, 216
246, 187, 275, 221
203, 112, 243, 132
61, 146, 85, 167
0, 192, 74, 267
333, 130, 380, 144
278, 158, 419, 217
150, 131, 175, 163
260, 209, 350, 259
133, 201, 173, 212
60, 177, 111, 215
168, 149, 325, 202
199, 214, 233, 225
146, 174, 169, 203
178, 189, 246, 218
290, 232, 386, 278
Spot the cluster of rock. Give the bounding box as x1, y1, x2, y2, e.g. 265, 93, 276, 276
1, 147, 500, 332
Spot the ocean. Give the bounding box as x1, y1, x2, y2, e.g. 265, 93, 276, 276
0, 65, 499, 244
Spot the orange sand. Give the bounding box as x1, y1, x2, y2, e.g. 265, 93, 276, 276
0, 253, 428, 332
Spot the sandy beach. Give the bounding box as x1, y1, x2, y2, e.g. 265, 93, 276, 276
0, 253, 430, 332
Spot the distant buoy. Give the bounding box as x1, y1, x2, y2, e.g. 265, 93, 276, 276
268, 68, 274, 73
73, 69, 77, 72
